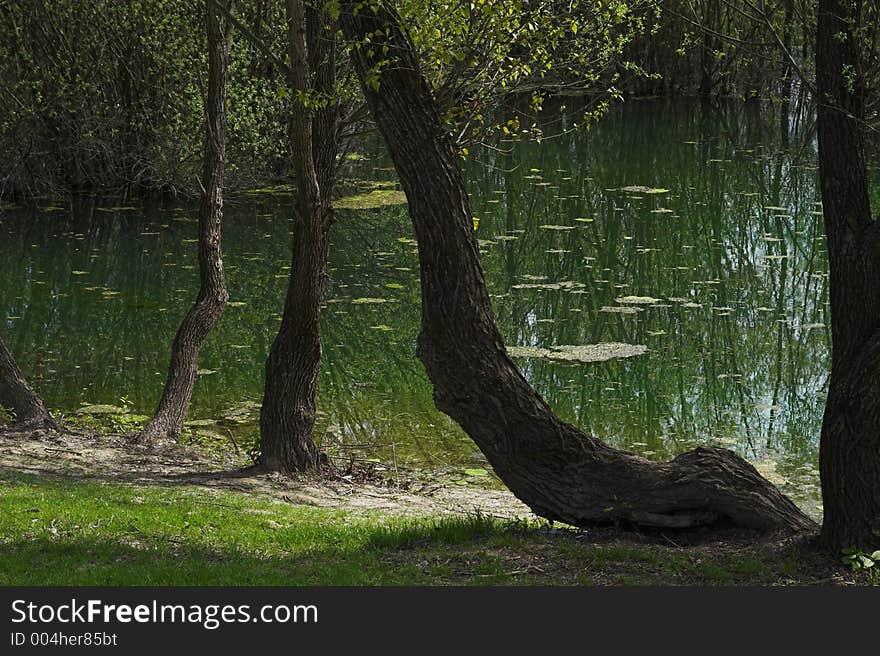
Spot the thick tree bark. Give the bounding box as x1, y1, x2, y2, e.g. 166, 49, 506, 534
0, 334, 57, 430
815, 0, 880, 551
137, 0, 231, 442
259, 0, 335, 472
339, 0, 814, 532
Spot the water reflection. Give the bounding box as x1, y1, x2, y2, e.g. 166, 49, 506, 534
0, 99, 831, 511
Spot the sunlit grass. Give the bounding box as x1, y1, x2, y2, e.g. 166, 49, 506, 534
0, 472, 845, 586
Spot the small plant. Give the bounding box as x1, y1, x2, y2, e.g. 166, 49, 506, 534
106, 397, 144, 434
841, 548, 880, 579
245, 432, 261, 465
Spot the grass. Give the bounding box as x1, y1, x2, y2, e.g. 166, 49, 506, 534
0, 471, 855, 586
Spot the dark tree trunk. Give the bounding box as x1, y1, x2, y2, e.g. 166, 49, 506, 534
137, 0, 231, 442
307, 1, 338, 200
698, 0, 721, 96
0, 334, 57, 430
339, 0, 814, 532
259, 0, 335, 472
815, 0, 880, 551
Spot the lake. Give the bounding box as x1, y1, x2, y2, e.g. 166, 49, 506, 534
0, 99, 836, 514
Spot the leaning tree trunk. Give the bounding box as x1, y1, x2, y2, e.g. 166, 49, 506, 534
815, 0, 880, 551
138, 0, 231, 442
259, 0, 336, 472
339, 0, 814, 532
0, 334, 57, 430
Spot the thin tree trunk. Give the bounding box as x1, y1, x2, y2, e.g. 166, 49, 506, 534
339, 0, 814, 532
698, 0, 720, 96
259, 0, 335, 472
0, 334, 56, 430
815, 0, 880, 551
137, 0, 231, 442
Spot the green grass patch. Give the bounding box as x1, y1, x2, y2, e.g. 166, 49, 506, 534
0, 472, 847, 586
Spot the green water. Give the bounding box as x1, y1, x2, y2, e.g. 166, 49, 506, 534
1, 99, 836, 512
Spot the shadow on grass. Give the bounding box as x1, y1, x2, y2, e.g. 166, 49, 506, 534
0, 470, 540, 585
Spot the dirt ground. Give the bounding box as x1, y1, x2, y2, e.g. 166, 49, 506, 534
0, 426, 533, 520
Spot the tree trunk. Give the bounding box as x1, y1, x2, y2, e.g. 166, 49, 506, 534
698, 0, 720, 96
0, 334, 56, 430
137, 0, 231, 442
338, 0, 814, 532
259, 0, 335, 472
815, 0, 880, 551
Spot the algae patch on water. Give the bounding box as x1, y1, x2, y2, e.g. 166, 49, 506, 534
335, 189, 408, 210
507, 343, 649, 363
615, 295, 662, 305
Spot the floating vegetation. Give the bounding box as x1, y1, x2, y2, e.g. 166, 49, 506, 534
243, 184, 295, 195
512, 280, 585, 291
538, 224, 576, 231
335, 189, 407, 210
599, 305, 642, 314
76, 404, 127, 415
507, 343, 649, 363
351, 297, 395, 304
614, 295, 662, 305
619, 185, 670, 194
185, 419, 217, 427
221, 401, 261, 424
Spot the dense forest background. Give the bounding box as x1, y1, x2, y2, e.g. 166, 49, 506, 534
1, 0, 858, 198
